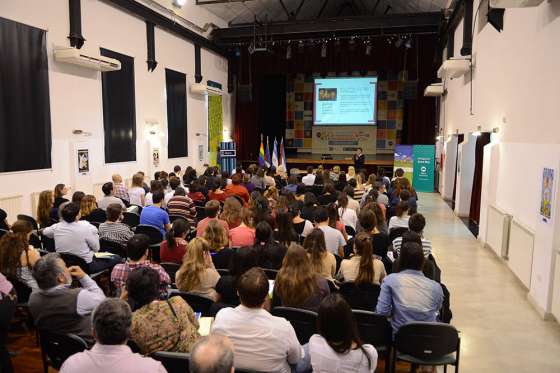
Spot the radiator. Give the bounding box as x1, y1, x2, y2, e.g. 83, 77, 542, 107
31, 192, 42, 219
0, 195, 23, 224
485, 205, 512, 258
507, 219, 535, 289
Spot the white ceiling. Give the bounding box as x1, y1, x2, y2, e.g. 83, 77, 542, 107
198, 0, 447, 25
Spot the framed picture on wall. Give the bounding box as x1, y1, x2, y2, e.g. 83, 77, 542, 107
540, 168, 554, 222
77, 149, 89, 174
152, 148, 160, 168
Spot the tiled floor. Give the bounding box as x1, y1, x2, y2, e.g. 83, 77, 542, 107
421, 193, 560, 373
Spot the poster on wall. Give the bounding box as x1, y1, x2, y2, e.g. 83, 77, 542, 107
540, 168, 554, 222
152, 148, 160, 168
412, 145, 436, 193
77, 149, 89, 174
393, 145, 414, 183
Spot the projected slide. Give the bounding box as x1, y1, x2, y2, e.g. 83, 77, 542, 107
314, 77, 377, 125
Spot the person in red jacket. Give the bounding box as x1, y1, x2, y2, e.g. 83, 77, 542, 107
225, 173, 250, 204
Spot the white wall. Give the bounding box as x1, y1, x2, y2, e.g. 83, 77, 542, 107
439, 1, 560, 316
0, 0, 232, 217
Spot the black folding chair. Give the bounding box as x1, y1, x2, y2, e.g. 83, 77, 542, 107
161, 262, 181, 282
352, 310, 393, 373
99, 239, 127, 258
135, 225, 163, 262
392, 322, 461, 373
59, 253, 108, 280
17, 214, 39, 231
39, 331, 88, 372
152, 351, 190, 373
271, 306, 318, 345
122, 212, 140, 228
89, 221, 101, 229
339, 281, 381, 310
168, 290, 215, 316
39, 232, 56, 252
169, 215, 188, 224
262, 268, 278, 280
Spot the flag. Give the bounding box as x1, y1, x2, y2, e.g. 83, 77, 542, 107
280, 137, 287, 171
272, 138, 279, 168
264, 136, 271, 168
258, 135, 265, 167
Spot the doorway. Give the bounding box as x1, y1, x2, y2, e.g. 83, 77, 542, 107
468, 132, 491, 237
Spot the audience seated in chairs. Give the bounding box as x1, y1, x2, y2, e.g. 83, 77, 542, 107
0, 220, 41, 291
160, 219, 190, 264
167, 186, 196, 225
98, 182, 126, 211
304, 228, 336, 281
98, 204, 134, 246
188, 180, 207, 204
392, 213, 433, 258
79, 195, 107, 223
111, 234, 170, 296
124, 267, 200, 355
190, 334, 235, 373
215, 246, 259, 306
196, 200, 229, 237
228, 207, 255, 248
289, 201, 314, 239
212, 267, 303, 373
296, 294, 378, 373
164, 176, 181, 206
388, 193, 412, 232
53, 184, 70, 209
337, 232, 386, 286
112, 174, 130, 205
337, 192, 358, 230
253, 221, 287, 270
42, 203, 120, 273
204, 220, 233, 269
220, 196, 243, 229
37, 190, 55, 228
128, 172, 147, 207
376, 242, 444, 334
145, 180, 164, 207
225, 173, 250, 204
176, 237, 221, 302
273, 244, 330, 311
358, 209, 391, 261
28, 253, 105, 345
274, 211, 300, 247
59, 298, 166, 373
315, 207, 346, 258
140, 190, 171, 237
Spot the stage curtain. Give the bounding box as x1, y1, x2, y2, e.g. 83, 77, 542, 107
0, 17, 52, 172
258, 75, 286, 146
208, 95, 223, 166
100, 48, 136, 163
166, 68, 188, 158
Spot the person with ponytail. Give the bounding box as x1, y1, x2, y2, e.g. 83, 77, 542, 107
337, 232, 386, 286
0, 220, 40, 291
303, 228, 336, 280
160, 218, 189, 264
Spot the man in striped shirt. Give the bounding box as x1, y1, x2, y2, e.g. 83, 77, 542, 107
167, 187, 196, 225
392, 213, 432, 258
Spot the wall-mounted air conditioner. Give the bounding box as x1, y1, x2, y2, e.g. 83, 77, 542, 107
424, 83, 445, 97
190, 83, 223, 96
437, 58, 471, 80
53, 46, 121, 72
490, 0, 544, 7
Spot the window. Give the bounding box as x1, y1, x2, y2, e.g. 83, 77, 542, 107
165, 68, 188, 158
100, 48, 136, 163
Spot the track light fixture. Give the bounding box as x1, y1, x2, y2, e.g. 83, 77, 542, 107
286, 44, 292, 59
321, 42, 327, 58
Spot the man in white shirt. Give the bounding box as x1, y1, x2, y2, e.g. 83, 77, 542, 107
98, 182, 126, 210
315, 207, 346, 257
211, 267, 303, 373
302, 166, 316, 186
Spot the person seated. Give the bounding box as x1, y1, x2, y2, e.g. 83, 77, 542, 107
318, 184, 338, 206
228, 208, 255, 248
188, 180, 207, 203
304, 228, 336, 281
125, 267, 200, 355
327, 204, 348, 241
111, 234, 170, 295
43, 203, 119, 273
342, 186, 360, 213
190, 335, 235, 373
139, 190, 171, 237
392, 213, 432, 258
242, 173, 256, 194
144, 180, 163, 207
273, 244, 330, 311
0, 220, 41, 291
273, 211, 299, 247
359, 209, 390, 259
208, 178, 228, 203
376, 242, 444, 334
254, 221, 287, 270
53, 183, 70, 209
283, 175, 299, 194
99, 204, 134, 246
0, 208, 8, 231
388, 199, 411, 232
211, 267, 303, 373
337, 193, 358, 230
183, 167, 197, 187
196, 200, 229, 237
176, 237, 221, 301
251, 168, 267, 190
302, 166, 316, 186
215, 246, 259, 306
98, 182, 126, 211
222, 174, 248, 204
289, 202, 314, 238
60, 298, 166, 373
71, 191, 85, 206
173, 165, 183, 178
37, 190, 55, 228
28, 253, 105, 344
128, 173, 146, 207
204, 220, 232, 269
160, 219, 189, 264
220, 197, 243, 229
301, 192, 319, 222
315, 207, 345, 258
0, 273, 16, 372
335, 172, 348, 192
264, 167, 277, 188
296, 294, 378, 373
337, 233, 386, 285
167, 187, 196, 225
112, 174, 130, 205
164, 176, 182, 206
79, 195, 107, 223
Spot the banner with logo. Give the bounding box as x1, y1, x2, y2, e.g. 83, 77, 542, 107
412, 145, 435, 192
394, 145, 414, 184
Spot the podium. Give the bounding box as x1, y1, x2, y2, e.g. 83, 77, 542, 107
219, 142, 236, 174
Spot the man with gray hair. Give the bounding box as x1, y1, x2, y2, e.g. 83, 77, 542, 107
60, 299, 166, 372
190, 334, 234, 373
28, 253, 105, 345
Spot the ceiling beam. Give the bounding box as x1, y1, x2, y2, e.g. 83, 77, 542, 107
212, 12, 442, 43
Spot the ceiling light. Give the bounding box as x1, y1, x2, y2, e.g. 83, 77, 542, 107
286, 44, 292, 60
365, 44, 372, 56
172, 0, 186, 8
321, 42, 327, 58
404, 38, 412, 49
472, 125, 482, 137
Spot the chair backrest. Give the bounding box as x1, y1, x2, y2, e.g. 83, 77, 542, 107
122, 212, 140, 228
152, 351, 190, 373
100, 239, 127, 258
135, 225, 163, 244
17, 214, 39, 231
389, 227, 408, 242
161, 262, 181, 282
59, 253, 89, 273
271, 306, 318, 345
90, 221, 101, 229
217, 268, 230, 276
39, 331, 88, 370
395, 322, 460, 360
40, 232, 55, 252
262, 268, 278, 280
169, 290, 215, 316
89, 210, 107, 223
195, 206, 206, 221
169, 215, 188, 224
339, 281, 381, 310
352, 310, 392, 351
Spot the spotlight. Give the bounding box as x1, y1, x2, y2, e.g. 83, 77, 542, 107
365, 44, 372, 56
172, 0, 186, 7
321, 42, 327, 58
472, 125, 482, 137
286, 44, 292, 60
404, 38, 412, 49
298, 40, 304, 53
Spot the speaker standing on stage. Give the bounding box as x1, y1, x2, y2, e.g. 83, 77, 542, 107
353, 148, 365, 171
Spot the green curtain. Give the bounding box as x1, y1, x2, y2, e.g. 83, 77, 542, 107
208, 95, 223, 166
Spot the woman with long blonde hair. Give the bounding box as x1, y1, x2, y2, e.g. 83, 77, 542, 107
274, 243, 330, 311
203, 220, 231, 269
220, 196, 242, 229
347, 166, 356, 180
176, 237, 220, 301
79, 195, 106, 223
37, 190, 54, 228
